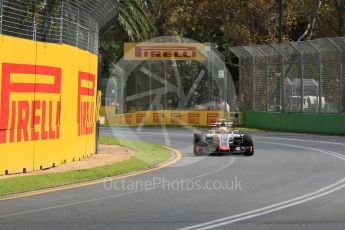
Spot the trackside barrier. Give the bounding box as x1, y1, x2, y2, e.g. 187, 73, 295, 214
245, 111, 345, 135
100, 109, 245, 127
0, 35, 98, 175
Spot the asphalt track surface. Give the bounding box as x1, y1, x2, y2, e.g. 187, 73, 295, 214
1, 126, 345, 230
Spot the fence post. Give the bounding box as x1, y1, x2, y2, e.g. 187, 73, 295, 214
76, 8, 80, 47
327, 38, 343, 113
291, 43, 303, 112
33, 13, 36, 41
341, 62, 343, 114
238, 57, 242, 109
255, 46, 269, 111
279, 50, 284, 112
244, 47, 255, 110
308, 41, 322, 113
60, 2, 64, 44
87, 16, 90, 52
0, 0, 3, 34
269, 44, 284, 112
252, 55, 256, 111
149, 61, 153, 110
164, 60, 168, 109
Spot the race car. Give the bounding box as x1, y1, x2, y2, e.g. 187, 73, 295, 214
193, 119, 254, 156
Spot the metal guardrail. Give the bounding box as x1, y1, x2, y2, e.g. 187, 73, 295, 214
231, 37, 345, 114
0, 0, 117, 54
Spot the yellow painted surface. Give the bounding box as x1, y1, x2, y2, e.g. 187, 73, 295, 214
101, 110, 228, 126
124, 43, 207, 61
0, 35, 98, 175
100, 109, 244, 127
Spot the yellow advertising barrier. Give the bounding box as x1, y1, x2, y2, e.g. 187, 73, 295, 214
104, 110, 218, 126
0, 35, 98, 175
101, 109, 244, 127
124, 43, 207, 61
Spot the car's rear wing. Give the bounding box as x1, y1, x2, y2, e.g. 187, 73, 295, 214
210, 121, 234, 127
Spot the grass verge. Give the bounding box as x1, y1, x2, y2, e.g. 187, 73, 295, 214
0, 137, 171, 197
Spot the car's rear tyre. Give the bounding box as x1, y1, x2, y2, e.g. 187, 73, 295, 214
193, 144, 202, 156
243, 134, 254, 156
193, 133, 205, 156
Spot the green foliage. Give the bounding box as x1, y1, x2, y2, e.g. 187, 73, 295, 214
118, 0, 156, 41
100, 0, 156, 69
99, 0, 344, 78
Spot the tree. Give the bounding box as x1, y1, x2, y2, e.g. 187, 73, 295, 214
291, 0, 345, 41
317, 0, 345, 37
100, 0, 343, 78
117, 0, 155, 42
100, 0, 156, 70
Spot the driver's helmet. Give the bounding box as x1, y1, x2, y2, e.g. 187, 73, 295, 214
218, 127, 227, 134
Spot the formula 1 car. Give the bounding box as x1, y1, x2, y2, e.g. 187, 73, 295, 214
193, 120, 254, 156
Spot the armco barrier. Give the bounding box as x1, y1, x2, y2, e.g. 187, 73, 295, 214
100, 109, 245, 127
245, 111, 345, 135
0, 35, 98, 175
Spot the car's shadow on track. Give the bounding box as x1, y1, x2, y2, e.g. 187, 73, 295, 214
196, 153, 248, 157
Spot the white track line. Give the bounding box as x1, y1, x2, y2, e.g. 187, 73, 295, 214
258, 141, 345, 161
189, 182, 345, 230
256, 136, 345, 146
178, 142, 345, 230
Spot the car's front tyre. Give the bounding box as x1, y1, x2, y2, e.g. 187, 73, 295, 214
243, 134, 254, 156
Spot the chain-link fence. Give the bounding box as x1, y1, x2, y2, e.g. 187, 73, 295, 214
231, 37, 345, 114
0, 0, 117, 54
105, 40, 236, 114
